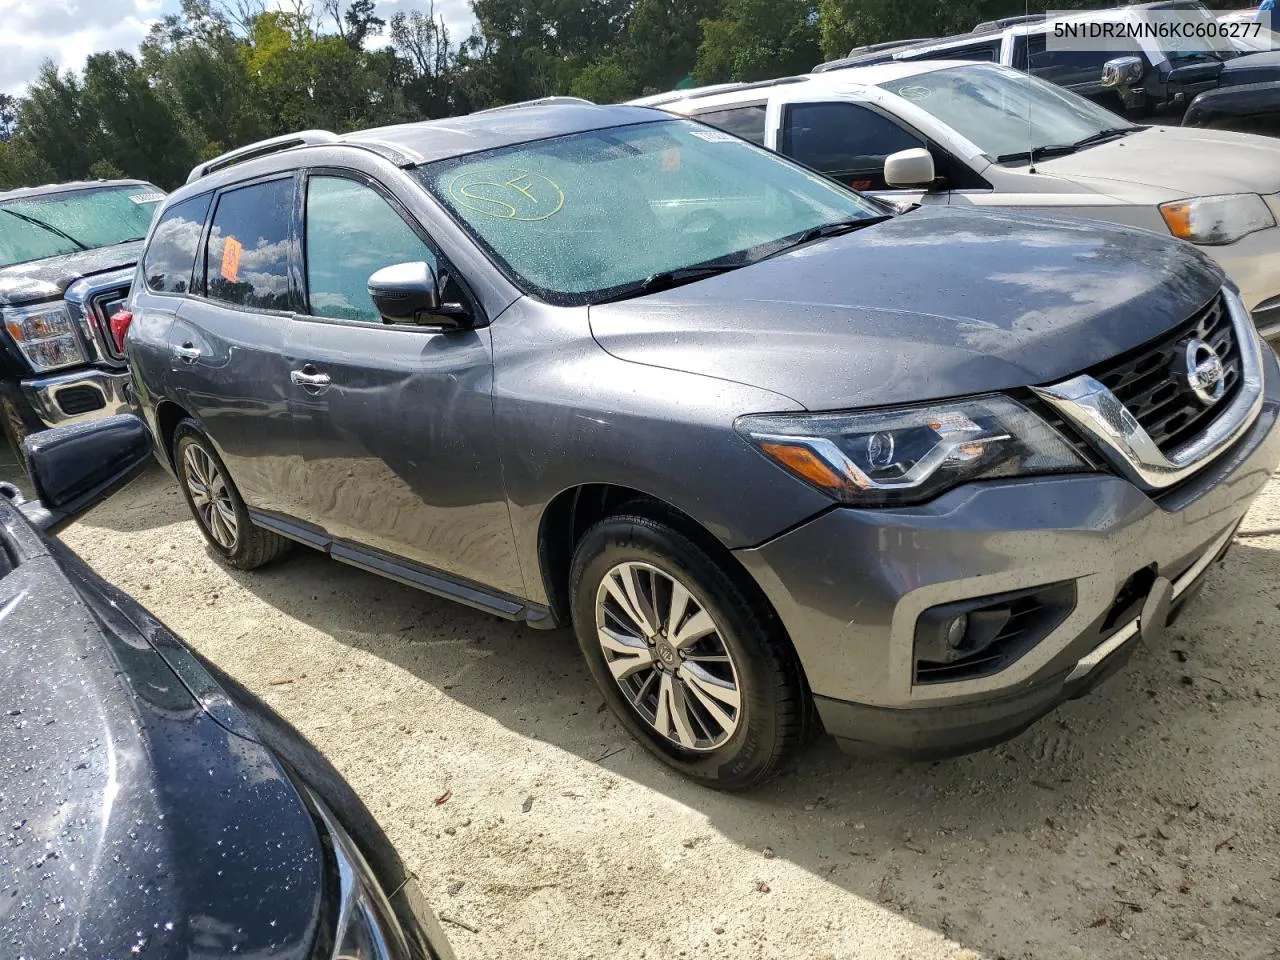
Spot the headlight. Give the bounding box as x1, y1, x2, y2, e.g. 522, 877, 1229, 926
1159, 194, 1275, 245
3, 302, 88, 372
736, 395, 1088, 506
305, 787, 454, 960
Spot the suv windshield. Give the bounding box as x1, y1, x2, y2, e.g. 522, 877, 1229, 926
416, 119, 886, 305
880, 65, 1137, 163
0, 184, 163, 268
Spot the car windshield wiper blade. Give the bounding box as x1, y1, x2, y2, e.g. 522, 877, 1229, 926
0, 208, 89, 251
756, 214, 894, 263
595, 264, 742, 303
1072, 126, 1141, 148
797, 215, 893, 244
995, 142, 1082, 163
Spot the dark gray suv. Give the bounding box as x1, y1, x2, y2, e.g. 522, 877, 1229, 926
125, 101, 1280, 789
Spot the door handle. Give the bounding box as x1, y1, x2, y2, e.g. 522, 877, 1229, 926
290, 367, 331, 388
173, 342, 201, 362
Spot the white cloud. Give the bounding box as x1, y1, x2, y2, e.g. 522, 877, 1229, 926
0, 0, 159, 94
0, 0, 478, 97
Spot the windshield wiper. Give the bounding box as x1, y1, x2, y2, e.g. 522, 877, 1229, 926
755, 214, 894, 263
594, 264, 743, 303
0, 208, 89, 251
637, 265, 740, 294
1071, 126, 1141, 148
995, 142, 1083, 164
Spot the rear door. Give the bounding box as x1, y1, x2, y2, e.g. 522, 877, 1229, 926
281, 170, 522, 596
165, 175, 299, 515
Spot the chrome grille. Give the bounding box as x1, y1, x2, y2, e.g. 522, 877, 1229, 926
1089, 293, 1240, 454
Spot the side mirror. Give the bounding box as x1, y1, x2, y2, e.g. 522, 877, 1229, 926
1101, 56, 1145, 88
368, 262, 468, 328
20, 414, 151, 535
883, 148, 936, 188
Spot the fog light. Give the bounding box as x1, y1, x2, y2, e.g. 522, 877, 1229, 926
945, 613, 968, 650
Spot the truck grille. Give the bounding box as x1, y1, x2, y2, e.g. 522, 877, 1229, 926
1088, 292, 1240, 454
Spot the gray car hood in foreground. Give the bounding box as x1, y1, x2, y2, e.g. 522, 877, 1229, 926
589, 206, 1224, 411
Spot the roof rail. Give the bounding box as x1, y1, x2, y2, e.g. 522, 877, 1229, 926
186, 130, 342, 184
680, 75, 810, 102
845, 37, 938, 57
972, 13, 1046, 32
473, 96, 595, 115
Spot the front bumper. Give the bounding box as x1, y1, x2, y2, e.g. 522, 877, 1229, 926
20, 367, 133, 429
734, 345, 1280, 758
1206, 225, 1280, 340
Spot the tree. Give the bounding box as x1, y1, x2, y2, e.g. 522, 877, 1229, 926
322, 0, 385, 50
81, 52, 198, 187
390, 6, 455, 117
695, 0, 821, 84
17, 62, 98, 183
0, 95, 18, 142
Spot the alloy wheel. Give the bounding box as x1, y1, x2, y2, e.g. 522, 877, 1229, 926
594, 561, 742, 751
182, 443, 238, 549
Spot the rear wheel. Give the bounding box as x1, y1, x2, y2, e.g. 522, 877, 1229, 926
570, 508, 811, 790
173, 419, 290, 570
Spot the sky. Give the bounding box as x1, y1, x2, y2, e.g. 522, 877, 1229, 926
0, 0, 476, 95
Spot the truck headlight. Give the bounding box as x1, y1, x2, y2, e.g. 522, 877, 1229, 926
737, 395, 1089, 506
1159, 194, 1275, 245
3, 302, 88, 372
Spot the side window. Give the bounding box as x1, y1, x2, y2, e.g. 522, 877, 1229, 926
907, 41, 1000, 63
1021, 34, 1140, 85
304, 176, 440, 324
144, 193, 212, 294
781, 101, 926, 191
694, 105, 769, 146
204, 178, 293, 311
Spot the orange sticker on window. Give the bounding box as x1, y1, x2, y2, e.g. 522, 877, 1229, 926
220, 236, 243, 283
661, 148, 681, 171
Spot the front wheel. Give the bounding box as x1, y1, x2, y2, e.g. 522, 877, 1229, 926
570, 509, 811, 790
173, 420, 291, 570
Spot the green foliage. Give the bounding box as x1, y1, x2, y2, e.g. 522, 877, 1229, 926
0, 0, 1156, 192
695, 0, 820, 83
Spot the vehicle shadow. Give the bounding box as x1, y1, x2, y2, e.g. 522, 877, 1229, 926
216, 534, 1280, 960
0, 453, 189, 533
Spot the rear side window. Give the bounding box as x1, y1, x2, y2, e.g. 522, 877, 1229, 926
781, 101, 925, 190
906, 41, 1001, 63
204, 178, 293, 311
304, 176, 438, 323
144, 193, 212, 294
694, 105, 769, 146
1018, 35, 1142, 82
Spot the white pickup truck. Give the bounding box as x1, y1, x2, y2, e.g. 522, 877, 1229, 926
634, 61, 1280, 340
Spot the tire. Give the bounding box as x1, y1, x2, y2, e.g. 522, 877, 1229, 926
172, 419, 291, 570
570, 506, 811, 790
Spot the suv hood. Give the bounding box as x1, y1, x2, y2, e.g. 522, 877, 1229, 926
589, 206, 1223, 411
1220, 49, 1280, 86
1036, 125, 1280, 197
0, 240, 141, 307
0, 502, 323, 960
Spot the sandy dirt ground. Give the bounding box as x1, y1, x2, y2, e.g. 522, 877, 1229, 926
32, 457, 1280, 960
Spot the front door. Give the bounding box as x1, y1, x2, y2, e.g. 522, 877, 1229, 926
777, 100, 939, 206
282, 171, 523, 596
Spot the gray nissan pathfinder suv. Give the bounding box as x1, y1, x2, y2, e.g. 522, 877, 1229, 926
124, 101, 1280, 789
